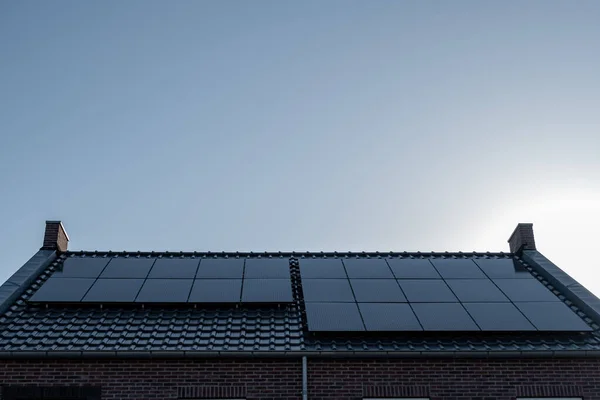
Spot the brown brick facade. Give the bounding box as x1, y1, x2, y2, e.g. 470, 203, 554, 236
0, 358, 599, 400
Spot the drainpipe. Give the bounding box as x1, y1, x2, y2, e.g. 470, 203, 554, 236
302, 356, 308, 400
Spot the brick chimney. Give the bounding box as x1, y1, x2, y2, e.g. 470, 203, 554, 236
507, 223, 536, 253
42, 221, 69, 252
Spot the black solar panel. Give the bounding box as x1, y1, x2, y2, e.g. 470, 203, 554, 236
188, 279, 242, 303
411, 303, 479, 331
82, 279, 145, 302
493, 279, 560, 302
99, 258, 155, 279
244, 258, 290, 279
196, 258, 245, 279
515, 302, 593, 331
474, 258, 533, 279
29, 278, 95, 302
359, 303, 422, 331
301, 279, 354, 302
147, 258, 199, 279
430, 259, 486, 279
397, 280, 457, 302
350, 279, 406, 302
445, 279, 509, 302
241, 279, 293, 303
304, 302, 365, 331
54, 258, 110, 278
135, 279, 193, 302
299, 259, 347, 279
387, 258, 440, 279
32, 253, 584, 335
343, 258, 394, 279
463, 303, 535, 331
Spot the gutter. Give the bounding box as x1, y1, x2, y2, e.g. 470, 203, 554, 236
0, 349, 599, 360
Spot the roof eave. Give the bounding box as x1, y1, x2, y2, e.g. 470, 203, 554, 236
0, 349, 598, 360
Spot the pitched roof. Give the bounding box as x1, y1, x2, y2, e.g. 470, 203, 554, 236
0, 250, 599, 358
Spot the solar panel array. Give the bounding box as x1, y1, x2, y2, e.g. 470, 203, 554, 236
300, 257, 593, 332
30, 257, 293, 304
28, 255, 594, 333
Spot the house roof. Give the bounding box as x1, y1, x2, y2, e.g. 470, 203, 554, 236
1, 248, 599, 358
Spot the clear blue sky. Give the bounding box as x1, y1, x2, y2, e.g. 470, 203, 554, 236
1, 1, 599, 293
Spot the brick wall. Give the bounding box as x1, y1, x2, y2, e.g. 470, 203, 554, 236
311, 358, 600, 399
1, 358, 599, 400
0, 359, 300, 400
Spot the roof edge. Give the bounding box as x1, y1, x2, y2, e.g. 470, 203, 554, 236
522, 250, 600, 326
62, 250, 512, 258
0, 249, 57, 316
0, 349, 598, 360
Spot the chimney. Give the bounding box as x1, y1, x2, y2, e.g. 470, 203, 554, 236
42, 221, 69, 252
508, 223, 536, 253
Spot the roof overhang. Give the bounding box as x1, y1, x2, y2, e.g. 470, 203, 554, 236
0, 350, 599, 360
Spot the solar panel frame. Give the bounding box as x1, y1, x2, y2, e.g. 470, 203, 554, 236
350, 279, 407, 302
358, 303, 422, 331
241, 279, 293, 303
473, 258, 534, 279
29, 278, 96, 302
301, 279, 355, 302
299, 259, 347, 279
135, 279, 194, 302
430, 259, 487, 279
411, 303, 480, 331
53, 258, 110, 278
82, 278, 145, 303
99, 258, 155, 279
343, 258, 394, 279
305, 302, 365, 331
397, 279, 458, 303
147, 258, 200, 279
463, 302, 536, 331
244, 258, 290, 279
515, 302, 593, 331
387, 258, 441, 279
445, 279, 510, 303
196, 258, 245, 279
188, 279, 242, 303
493, 279, 560, 302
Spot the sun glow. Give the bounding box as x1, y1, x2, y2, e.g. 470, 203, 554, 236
485, 185, 600, 296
